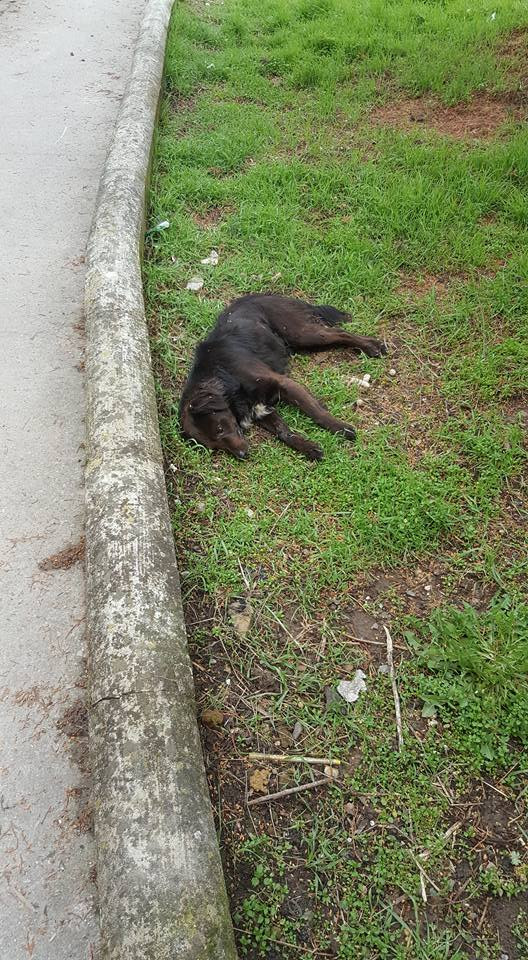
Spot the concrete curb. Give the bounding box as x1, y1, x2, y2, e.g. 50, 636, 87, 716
84, 1, 238, 957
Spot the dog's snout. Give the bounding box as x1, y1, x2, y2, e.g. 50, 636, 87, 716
236, 449, 248, 460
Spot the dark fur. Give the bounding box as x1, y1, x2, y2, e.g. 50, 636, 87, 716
179, 294, 387, 460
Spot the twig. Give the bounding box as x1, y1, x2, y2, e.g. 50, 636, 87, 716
248, 777, 335, 806
407, 850, 441, 894
443, 820, 463, 844
477, 899, 489, 931
267, 500, 293, 538
481, 778, 510, 800
233, 928, 333, 956
237, 558, 251, 591
344, 632, 407, 651
419, 867, 427, 904
384, 626, 403, 751
247, 752, 344, 766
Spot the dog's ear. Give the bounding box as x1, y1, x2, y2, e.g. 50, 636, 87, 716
187, 378, 228, 415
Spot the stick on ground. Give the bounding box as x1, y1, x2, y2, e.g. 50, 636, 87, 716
248, 777, 335, 806
247, 752, 344, 766
384, 625, 404, 751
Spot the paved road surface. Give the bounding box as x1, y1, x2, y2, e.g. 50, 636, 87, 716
0, 0, 144, 955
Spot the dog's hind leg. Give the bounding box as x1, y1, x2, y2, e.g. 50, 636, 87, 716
287, 323, 387, 357
258, 410, 324, 460
275, 376, 356, 439
314, 304, 348, 326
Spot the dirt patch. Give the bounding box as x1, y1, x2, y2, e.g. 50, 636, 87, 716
503, 393, 528, 423
190, 205, 232, 229
396, 270, 454, 300
39, 536, 85, 571
486, 895, 526, 959
57, 698, 89, 740
500, 26, 528, 60
61, 786, 94, 835
169, 92, 198, 113
57, 697, 90, 775
396, 261, 507, 300
371, 92, 523, 140
338, 559, 498, 648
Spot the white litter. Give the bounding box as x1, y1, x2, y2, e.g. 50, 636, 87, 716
348, 375, 371, 389
186, 276, 204, 291
337, 670, 367, 704
201, 249, 219, 266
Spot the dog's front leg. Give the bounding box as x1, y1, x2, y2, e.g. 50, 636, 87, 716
259, 410, 323, 461
275, 376, 356, 440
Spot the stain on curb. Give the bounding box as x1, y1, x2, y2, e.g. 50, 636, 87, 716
83, 0, 238, 956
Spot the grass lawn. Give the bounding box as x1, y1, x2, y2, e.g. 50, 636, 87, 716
145, 1, 528, 956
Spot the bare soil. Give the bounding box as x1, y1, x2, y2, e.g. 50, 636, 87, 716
371, 92, 525, 140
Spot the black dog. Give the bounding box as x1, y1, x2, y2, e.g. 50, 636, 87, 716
179, 294, 386, 460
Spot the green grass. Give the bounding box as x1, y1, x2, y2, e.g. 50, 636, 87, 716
146, 1, 528, 956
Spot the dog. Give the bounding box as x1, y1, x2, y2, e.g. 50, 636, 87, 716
179, 294, 387, 461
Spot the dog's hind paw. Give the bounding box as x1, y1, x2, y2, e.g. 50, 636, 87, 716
363, 337, 387, 358
303, 442, 324, 461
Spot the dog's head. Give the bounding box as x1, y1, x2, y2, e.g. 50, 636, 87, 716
180, 378, 249, 460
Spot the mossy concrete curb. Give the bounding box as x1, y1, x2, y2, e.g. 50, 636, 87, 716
84, 1, 238, 956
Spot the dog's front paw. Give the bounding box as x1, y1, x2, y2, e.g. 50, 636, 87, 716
342, 425, 356, 441
363, 337, 387, 358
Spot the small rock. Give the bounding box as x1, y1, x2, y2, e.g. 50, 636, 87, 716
292, 721, 303, 741
389, 368, 397, 377
378, 663, 390, 675
345, 802, 355, 815
186, 275, 204, 291
245, 507, 255, 518
363, 373, 371, 384
356, 397, 364, 407
424, 585, 432, 593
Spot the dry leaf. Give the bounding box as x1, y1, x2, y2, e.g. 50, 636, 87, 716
229, 599, 252, 638
324, 765, 340, 779
201, 709, 225, 728
249, 768, 271, 794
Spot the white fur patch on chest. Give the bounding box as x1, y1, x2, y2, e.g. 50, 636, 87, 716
240, 404, 272, 430
254, 403, 271, 420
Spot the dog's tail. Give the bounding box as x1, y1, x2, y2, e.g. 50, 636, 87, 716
314, 304, 350, 326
